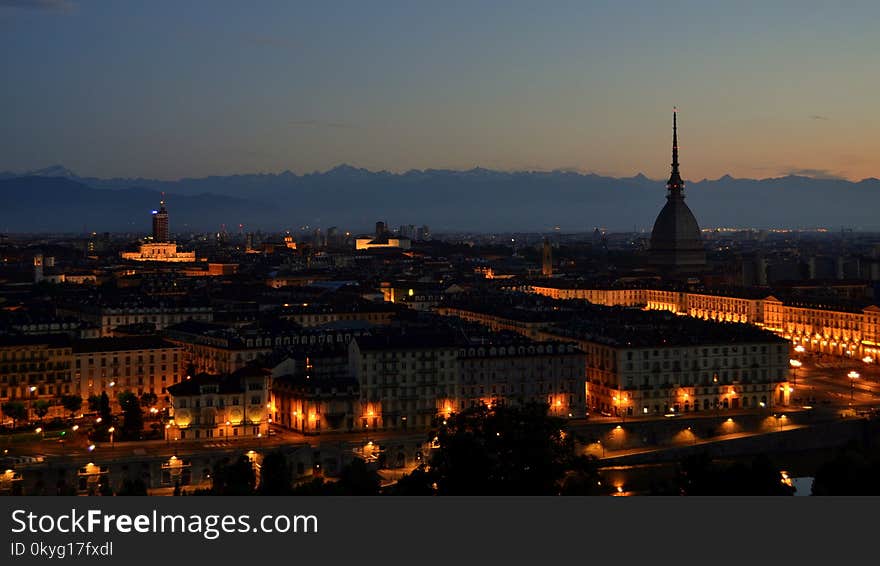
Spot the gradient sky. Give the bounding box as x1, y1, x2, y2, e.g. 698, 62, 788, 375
2, 0, 879, 181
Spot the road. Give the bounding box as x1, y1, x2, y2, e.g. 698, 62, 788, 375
789, 353, 880, 408
2, 424, 434, 464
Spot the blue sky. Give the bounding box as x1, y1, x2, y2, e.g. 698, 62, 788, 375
2, 0, 878, 180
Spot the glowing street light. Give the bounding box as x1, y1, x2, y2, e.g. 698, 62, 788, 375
863, 356, 874, 364
789, 359, 802, 389
794, 345, 805, 354
848, 371, 860, 405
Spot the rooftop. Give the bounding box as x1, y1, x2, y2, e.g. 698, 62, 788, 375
72, 335, 180, 354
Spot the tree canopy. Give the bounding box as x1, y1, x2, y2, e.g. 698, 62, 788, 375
392, 402, 601, 495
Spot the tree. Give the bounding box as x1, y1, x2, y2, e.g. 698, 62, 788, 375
811, 444, 880, 496
98, 479, 113, 496
337, 458, 381, 495
60, 395, 82, 418
117, 478, 148, 496
98, 392, 112, 423
139, 392, 158, 411
259, 450, 292, 495
1, 401, 28, 428
89, 392, 114, 442
87, 395, 102, 413
559, 455, 607, 495
211, 455, 256, 495
413, 402, 581, 495
384, 465, 434, 495
675, 452, 795, 496
288, 477, 341, 495
33, 400, 50, 422
117, 391, 143, 441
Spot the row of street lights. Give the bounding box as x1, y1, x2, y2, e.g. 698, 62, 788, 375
791, 343, 872, 406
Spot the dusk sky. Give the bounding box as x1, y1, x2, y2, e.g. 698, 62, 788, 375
2, 0, 878, 181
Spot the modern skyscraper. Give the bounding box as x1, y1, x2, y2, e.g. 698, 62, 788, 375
649, 109, 706, 274
152, 197, 169, 243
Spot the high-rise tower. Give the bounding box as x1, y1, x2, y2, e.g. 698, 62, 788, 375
152, 196, 169, 242
542, 238, 553, 277
649, 109, 706, 274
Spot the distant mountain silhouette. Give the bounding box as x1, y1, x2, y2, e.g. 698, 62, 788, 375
0, 166, 878, 233
0, 177, 266, 234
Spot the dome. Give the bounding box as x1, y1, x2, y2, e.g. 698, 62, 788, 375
648, 109, 706, 272
650, 196, 703, 252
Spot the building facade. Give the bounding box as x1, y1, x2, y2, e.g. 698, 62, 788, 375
528, 284, 880, 360
166, 367, 271, 442
73, 336, 182, 401
0, 335, 74, 419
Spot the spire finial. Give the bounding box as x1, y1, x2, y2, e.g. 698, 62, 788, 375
672, 107, 679, 172
667, 107, 683, 196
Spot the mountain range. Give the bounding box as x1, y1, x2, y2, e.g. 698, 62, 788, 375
1, 165, 878, 234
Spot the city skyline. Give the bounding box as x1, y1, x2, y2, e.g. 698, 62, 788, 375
2, 1, 880, 181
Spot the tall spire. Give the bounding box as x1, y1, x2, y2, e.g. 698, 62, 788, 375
667, 107, 684, 197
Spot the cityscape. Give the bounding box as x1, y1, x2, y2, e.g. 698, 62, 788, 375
3, 2, 880, 498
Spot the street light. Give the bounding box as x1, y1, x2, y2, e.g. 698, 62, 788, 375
794, 345, 805, 354
28, 386, 37, 423
863, 356, 874, 365
108, 426, 115, 447
848, 371, 860, 405
789, 359, 802, 390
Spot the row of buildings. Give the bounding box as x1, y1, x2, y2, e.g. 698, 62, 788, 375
527, 283, 880, 361
0, 335, 181, 413
436, 293, 792, 417
164, 325, 587, 441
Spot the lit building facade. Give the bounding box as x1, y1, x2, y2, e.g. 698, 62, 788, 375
120, 242, 196, 263
73, 336, 182, 401
166, 367, 271, 442
120, 198, 196, 262
348, 334, 460, 431
436, 296, 791, 417
528, 284, 880, 360
541, 330, 790, 417
0, 335, 74, 415
343, 332, 586, 433
458, 341, 585, 417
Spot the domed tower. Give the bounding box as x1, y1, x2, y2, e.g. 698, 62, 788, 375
649, 109, 706, 274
